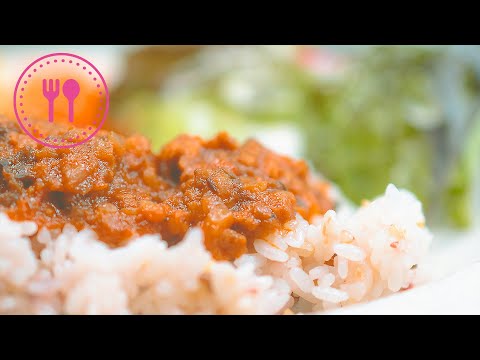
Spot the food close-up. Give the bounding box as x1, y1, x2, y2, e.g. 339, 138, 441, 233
0, 45, 479, 315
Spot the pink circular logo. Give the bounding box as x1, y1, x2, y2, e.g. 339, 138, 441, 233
13, 52, 109, 149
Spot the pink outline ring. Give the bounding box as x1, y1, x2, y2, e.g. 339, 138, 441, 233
13, 52, 109, 149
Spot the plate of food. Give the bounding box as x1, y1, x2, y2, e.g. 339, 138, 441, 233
0, 115, 434, 314
0, 45, 479, 315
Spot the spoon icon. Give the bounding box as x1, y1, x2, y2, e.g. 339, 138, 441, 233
62, 79, 80, 123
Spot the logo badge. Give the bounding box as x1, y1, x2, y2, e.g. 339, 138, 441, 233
13, 53, 109, 148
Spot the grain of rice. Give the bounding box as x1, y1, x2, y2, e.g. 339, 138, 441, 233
306, 225, 322, 242
253, 239, 289, 262
341, 230, 355, 243
286, 254, 302, 268
337, 256, 349, 279
289, 267, 313, 293
37, 227, 52, 245
333, 243, 366, 262
284, 219, 297, 232
312, 286, 349, 303
270, 236, 289, 251
285, 231, 305, 248
234, 254, 267, 269
308, 266, 329, 280
317, 273, 336, 288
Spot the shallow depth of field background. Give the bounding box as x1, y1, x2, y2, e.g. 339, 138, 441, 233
1, 45, 479, 233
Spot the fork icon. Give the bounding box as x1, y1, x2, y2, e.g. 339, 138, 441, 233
42, 79, 60, 123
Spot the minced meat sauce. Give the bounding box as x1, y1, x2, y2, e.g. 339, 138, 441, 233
0, 117, 334, 260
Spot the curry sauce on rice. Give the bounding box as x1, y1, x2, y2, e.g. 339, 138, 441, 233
0, 116, 432, 315
0, 116, 333, 260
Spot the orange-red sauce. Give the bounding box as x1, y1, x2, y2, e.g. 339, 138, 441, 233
0, 117, 334, 260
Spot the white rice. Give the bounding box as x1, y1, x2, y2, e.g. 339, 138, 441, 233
0, 184, 432, 314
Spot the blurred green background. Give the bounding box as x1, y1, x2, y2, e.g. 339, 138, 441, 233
2, 45, 480, 229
